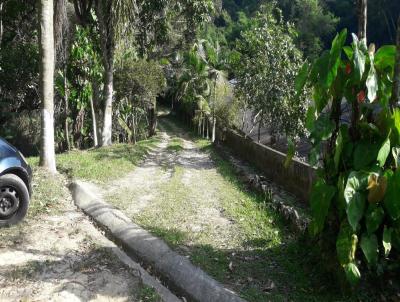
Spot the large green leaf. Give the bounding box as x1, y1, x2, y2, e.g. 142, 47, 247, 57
336, 222, 358, 265
310, 179, 337, 236
311, 114, 335, 143
295, 62, 310, 94
353, 141, 379, 170
384, 170, 400, 220
344, 262, 361, 285
383, 227, 392, 257
337, 175, 347, 219
325, 29, 347, 88
344, 171, 369, 200
360, 233, 378, 265
366, 57, 378, 102
347, 192, 366, 232
393, 109, 400, 145
377, 137, 391, 167
334, 126, 348, 170
330, 29, 347, 59
352, 35, 366, 81
345, 172, 368, 231
374, 45, 396, 71
392, 228, 400, 251
315, 51, 331, 88
343, 46, 353, 60
313, 83, 330, 113
365, 205, 384, 235
305, 106, 316, 131
309, 145, 320, 167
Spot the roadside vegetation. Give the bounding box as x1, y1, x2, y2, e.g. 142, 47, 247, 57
55, 137, 161, 183
100, 116, 381, 302
0, 165, 68, 246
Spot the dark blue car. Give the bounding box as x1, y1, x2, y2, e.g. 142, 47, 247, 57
0, 138, 32, 227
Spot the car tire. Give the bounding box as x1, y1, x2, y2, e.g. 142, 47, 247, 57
0, 173, 30, 227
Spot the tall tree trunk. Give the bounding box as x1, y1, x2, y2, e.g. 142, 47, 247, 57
211, 77, 217, 143
357, 0, 367, 42
132, 113, 137, 144
202, 116, 205, 138
206, 117, 209, 139
391, 15, 400, 110
198, 113, 201, 135
92, 79, 102, 141
64, 66, 71, 150
96, 0, 114, 146
101, 59, 113, 146
39, 0, 57, 173
148, 101, 157, 137
89, 87, 98, 147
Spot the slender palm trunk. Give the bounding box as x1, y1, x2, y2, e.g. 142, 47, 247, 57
92, 79, 102, 141
211, 78, 217, 143
149, 101, 157, 137
206, 118, 209, 139
199, 114, 202, 135
64, 66, 71, 150
391, 15, 400, 110
39, 0, 57, 173
132, 113, 137, 144
89, 88, 98, 147
101, 64, 113, 146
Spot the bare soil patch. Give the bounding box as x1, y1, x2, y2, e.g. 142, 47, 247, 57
0, 170, 161, 302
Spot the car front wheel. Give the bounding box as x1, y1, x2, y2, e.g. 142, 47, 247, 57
0, 174, 30, 227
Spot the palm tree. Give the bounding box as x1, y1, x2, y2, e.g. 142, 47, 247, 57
38, 0, 57, 173
176, 49, 210, 134
198, 39, 227, 142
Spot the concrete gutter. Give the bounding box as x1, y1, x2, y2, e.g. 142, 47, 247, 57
70, 180, 246, 302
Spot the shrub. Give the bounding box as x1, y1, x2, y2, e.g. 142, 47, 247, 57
297, 29, 400, 285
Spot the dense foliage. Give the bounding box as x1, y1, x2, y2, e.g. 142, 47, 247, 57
297, 30, 400, 284
0, 1, 38, 140
115, 59, 166, 142
234, 5, 307, 139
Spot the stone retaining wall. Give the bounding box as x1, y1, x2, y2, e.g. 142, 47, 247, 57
215, 127, 316, 203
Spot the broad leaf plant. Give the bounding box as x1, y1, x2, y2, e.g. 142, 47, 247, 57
297, 29, 400, 285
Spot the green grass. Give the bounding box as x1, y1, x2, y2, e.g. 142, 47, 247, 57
15, 114, 386, 301
0, 162, 68, 247
166, 137, 184, 152
37, 137, 160, 183
128, 115, 385, 302
106, 117, 327, 301
136, 285, 162, 302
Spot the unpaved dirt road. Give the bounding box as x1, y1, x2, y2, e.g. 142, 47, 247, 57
0, 172, 168, 302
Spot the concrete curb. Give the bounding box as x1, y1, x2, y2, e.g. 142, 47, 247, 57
70, 180, 246, 302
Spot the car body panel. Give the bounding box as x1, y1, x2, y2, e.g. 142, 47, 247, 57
0, 138, 32, 195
